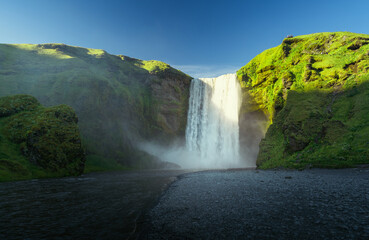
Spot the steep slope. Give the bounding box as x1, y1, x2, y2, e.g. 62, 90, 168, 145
0, 95, 85, 181
237, 32, 369, 168
0, 44, 192, 170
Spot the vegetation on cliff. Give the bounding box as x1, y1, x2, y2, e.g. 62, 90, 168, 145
0, 95, 85, 181
0, 44, 192, 171
237, 32, 369, 169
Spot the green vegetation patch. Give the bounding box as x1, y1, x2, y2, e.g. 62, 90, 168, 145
83, 154, 129, 173
257, 83, 369, 169
0, 95, 85, 181
237, 32, 369, 123
0, 43, 192, 171
237, 32, 369, 169
0, 94, 40, 117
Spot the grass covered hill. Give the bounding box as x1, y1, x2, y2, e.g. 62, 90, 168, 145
0, 44, 192, 170
237, 32, 369, 169
0, 95, 85, 181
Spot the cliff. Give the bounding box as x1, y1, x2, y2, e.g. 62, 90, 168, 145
0, 95, 85, 181
237, 32, 369, 168
0, 44, 192, 170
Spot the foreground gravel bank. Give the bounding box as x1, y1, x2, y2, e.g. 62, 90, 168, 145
141, 168, 369, 239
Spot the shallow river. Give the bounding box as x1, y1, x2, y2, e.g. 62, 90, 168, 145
1, 168, 369, 240
0, 170, 186, 240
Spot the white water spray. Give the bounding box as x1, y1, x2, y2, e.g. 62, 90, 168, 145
186, 73, 242, 168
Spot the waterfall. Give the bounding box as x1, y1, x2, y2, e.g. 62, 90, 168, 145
186, 73, 242, 168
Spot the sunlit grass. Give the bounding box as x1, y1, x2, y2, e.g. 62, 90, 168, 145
87, 48, 106, 58
139, 60, 171, 73
12, 44, 74, 59
237, 32, 369, 169
237, 32, 369, 124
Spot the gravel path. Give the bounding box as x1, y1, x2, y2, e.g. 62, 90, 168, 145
142, 168, 369, 240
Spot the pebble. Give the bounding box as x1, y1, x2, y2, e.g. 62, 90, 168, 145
143, 169, 369, 239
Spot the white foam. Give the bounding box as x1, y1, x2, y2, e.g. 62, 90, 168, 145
185, 73, 242, 168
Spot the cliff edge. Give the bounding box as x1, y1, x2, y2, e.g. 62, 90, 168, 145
237, 32, 369, 168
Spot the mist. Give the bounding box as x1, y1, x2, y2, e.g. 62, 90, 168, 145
138, 140, 257, 170
138, 141, 201, 169
138, 73, 266, 170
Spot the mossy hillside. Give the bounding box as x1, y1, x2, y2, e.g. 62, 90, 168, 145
0, 95, 85, 181
118, 55, 192, 140
237, 32, 369, 169
257, 84, 369, 169
237, 32, 369, 122
0, 44, 192, 170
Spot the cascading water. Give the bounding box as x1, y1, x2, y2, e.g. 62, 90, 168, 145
186, 73, 242, 168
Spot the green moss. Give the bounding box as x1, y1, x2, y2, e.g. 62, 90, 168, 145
237, 32, 369, 123
0, 43, 192, 171
0, 95, 85, 181
238, 32, 369, 169
0, 94, 40, 117
139, 60, 171, 73
256, 75, 369, 169
83, 154, 129, 173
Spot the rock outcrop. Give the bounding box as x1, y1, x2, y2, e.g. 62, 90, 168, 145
237, 32, 369, 168
0, 95, 85, 181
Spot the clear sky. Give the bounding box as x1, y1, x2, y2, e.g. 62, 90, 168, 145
1, 0, 369, 77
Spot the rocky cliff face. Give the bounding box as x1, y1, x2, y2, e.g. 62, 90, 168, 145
149, 71, 191, 140
0, 95, 85, 181
0, 44, 192, 170
237, 32, 369, 168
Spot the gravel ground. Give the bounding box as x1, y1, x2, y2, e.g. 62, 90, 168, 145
141, 168, 369, 240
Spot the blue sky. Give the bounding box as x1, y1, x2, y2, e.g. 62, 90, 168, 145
1, 0, 369, 77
